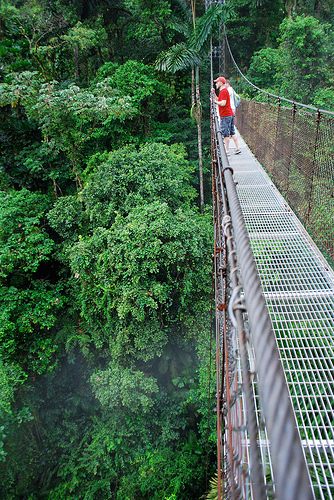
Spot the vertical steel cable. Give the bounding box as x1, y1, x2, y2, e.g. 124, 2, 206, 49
273, 97, 282, 179
211, 108, 223, 500
286, 103, 297, 196
306, 111, 321, 225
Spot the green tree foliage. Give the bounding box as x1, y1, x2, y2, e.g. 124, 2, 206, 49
0, 359, 26, 462
0, 62, 176, 192
246, 47, 283, 92
285, 0, 334, 22
1, 132, 214, 498
278, 15, 334, 103
225, 0, 285, 67
0, 2, 216, 498
48, 143, 211, 357
245, 15, 334, 106
121, 0, 174, 60
226, 0, 334, 70
67, 201, 210, 349
0, 189, 65, 374
0, 188, 66, 485
81, 142, 195, 223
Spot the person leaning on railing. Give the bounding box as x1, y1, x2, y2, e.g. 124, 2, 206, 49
212, 76, 241, 155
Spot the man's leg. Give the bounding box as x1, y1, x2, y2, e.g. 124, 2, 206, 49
224, 136, 230, 154
221, 117, 231, 154
231, 134, 240, 152
230, 117, 241, 154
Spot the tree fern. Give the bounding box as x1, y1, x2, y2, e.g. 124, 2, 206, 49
189, 5, 225, 53
204, 473, 219, 500
155, 43, 201, 73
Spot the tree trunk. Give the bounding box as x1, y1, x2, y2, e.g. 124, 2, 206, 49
197, 120, 204, 212
74, 45, 79, 80
195, 66, 204, 212
285, 0, 297, 17
314, 0, 321, 15
191, 67, 195, 108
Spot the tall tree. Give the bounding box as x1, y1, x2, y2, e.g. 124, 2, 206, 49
155, 1, 224, 212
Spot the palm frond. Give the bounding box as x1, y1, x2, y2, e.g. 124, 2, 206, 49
189, 5, 224, 53
200, 473, 219, 500
155, 43, 201, 73
202, 473, 219, 500
169, 18, 191, 37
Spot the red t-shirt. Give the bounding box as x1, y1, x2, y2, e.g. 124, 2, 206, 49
218, 88, 233, 117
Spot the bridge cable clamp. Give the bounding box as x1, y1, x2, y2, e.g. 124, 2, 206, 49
228, 285, 244, 329
222, 214, 232, 238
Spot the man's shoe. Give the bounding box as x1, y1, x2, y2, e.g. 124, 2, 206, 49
235, 149, 241, 155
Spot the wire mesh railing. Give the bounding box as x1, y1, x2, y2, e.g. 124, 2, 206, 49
235, 100, 334, 266
218, 31, 334, 267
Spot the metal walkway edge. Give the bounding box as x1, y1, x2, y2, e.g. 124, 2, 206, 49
228, 134, 334, 499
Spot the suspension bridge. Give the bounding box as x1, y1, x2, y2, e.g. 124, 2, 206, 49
210, 28, 334, 500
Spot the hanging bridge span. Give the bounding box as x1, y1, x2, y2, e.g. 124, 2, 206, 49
210, 31, 334, 500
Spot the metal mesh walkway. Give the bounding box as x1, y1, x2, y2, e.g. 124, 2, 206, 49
228, 135, 334, 499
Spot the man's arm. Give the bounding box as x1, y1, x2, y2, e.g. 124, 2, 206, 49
211, 88, 227, 107
215, 98, 227, 107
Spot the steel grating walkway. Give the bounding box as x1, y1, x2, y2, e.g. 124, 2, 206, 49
228, 135, 334, 499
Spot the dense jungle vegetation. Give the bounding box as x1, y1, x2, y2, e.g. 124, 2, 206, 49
0, 1, 333, 498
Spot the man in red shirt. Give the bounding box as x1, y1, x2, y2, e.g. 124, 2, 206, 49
213, 76, 241, 155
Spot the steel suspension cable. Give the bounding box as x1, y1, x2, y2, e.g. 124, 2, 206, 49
215, 130, 268, 499
223, 26, 334, 117
205, 269, 214, 491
